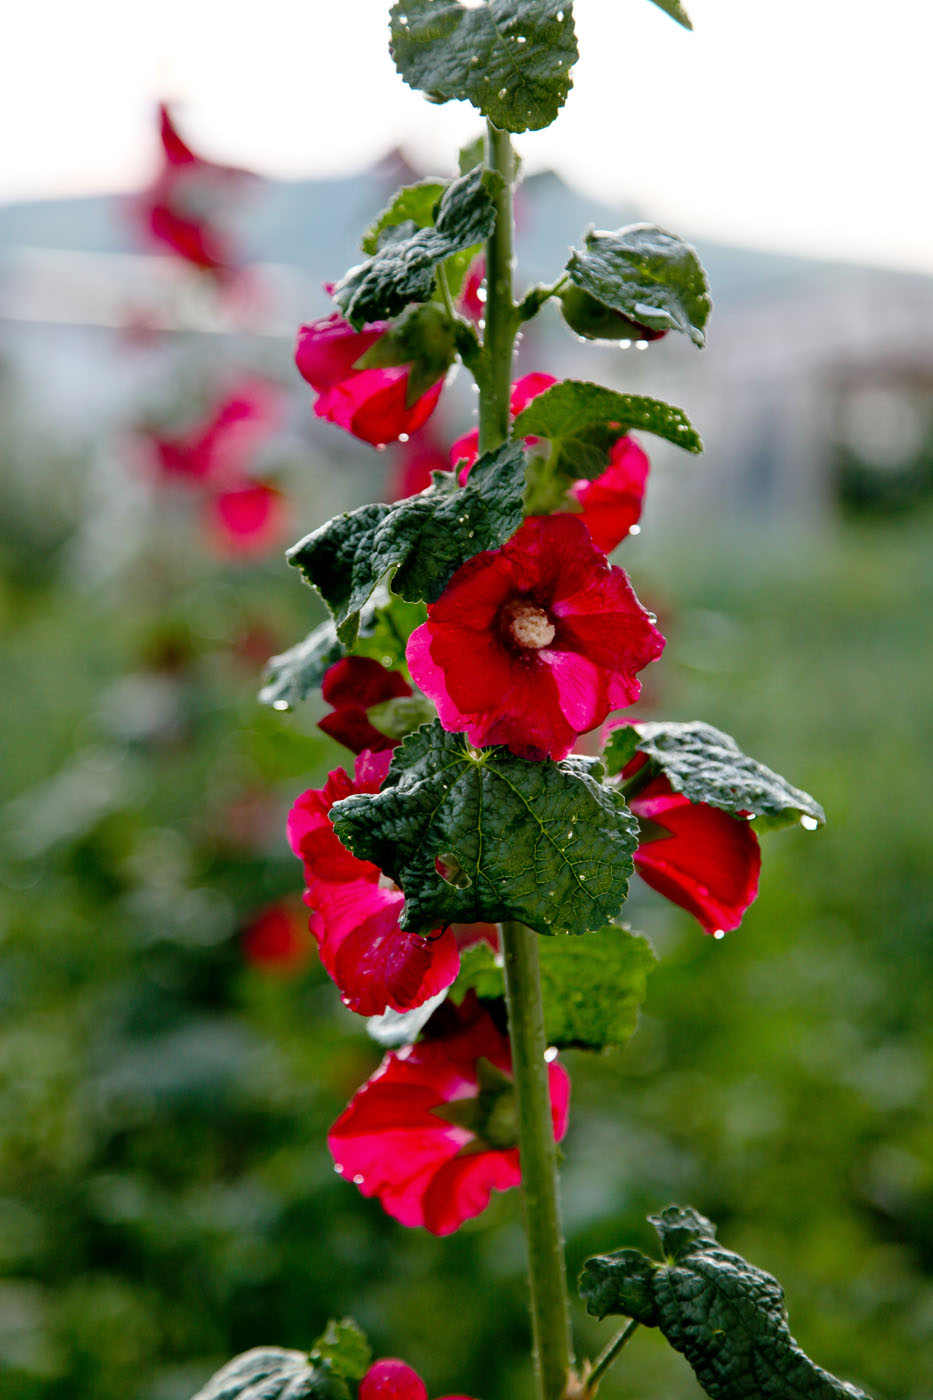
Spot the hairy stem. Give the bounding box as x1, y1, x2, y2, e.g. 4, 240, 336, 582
501, 922, 575, 1400
478, 120, 517, 453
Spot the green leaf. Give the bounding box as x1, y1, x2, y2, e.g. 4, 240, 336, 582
309, 1318, 372, 1383
330, 721, 639, 937
354, 302, 457, 404
579, 1206, 871, 1400
258, 620, 344, 712
646, 0, 693, 31
189, 1346, 349, 1400
287, 443, 526, 646
334, 164, 500, 327
390, 0, 578, 134
513, 378, 702, 480
354, 594, 428, 675
566, 225, 711, 347
604, 721, 826, 832
361, 179, 447, 255
453, 925, 656, 1050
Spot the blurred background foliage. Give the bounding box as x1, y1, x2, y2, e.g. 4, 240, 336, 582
1, 130, 932, 1400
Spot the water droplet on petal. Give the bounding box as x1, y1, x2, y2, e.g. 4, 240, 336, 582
352, 1173, 365, 1185
713, 930, 725, 940
628, 524, 641, 536
334, 1163, 345, 1174
399, 432, 410, 443
544, 1047, 558, 1062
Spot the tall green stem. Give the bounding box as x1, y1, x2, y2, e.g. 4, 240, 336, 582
478, 121, 517, 454
501, 922, 576, 1400
478, 120, 574, 1400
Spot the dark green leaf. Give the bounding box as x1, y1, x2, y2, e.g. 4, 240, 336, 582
335, 165, 500, 327
354, 302, 457, 404
513, 378, 702, 479
390, 0, 578, 134
287, 443, 525, 645
453, 924, 656, 1050
646, 0, 693, 31
309, 1318, 371, 1383
579, 1206, 871, 1400
259, 621, 344, 711
604, 721, 826, 832
361, 180, 447, 255
189, 1346, 349, 1400
566, 225, 711, 347
330, 721, 639, 936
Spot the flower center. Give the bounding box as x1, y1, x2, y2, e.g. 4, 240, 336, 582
505, 600, 556, 650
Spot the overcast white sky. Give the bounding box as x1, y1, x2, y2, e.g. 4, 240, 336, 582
4, 0, 932, 272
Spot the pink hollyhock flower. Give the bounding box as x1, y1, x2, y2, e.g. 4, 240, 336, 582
241, 902, 310, 973
457, 255, 486, 322
318, 656, 411, 754
142, 379, 281, 487
203, 480, 287, 558
569, 435, 650, 554
449, 372, 557, 479
620, 752, 760, 934
329, 995, 570, 1235
360, 1358, 476, 1400
295, 313, 444, 447
407, 513, 665, 761
287, 751, 459, 1016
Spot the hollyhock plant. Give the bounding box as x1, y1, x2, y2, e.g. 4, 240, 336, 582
296, 313, 444, 447
328, 995, 570, 1235
407, 513, 665, 761
360, 1358, 476, 1400
625, 760, 761, 935
318, 656, 412, 754
287, 751, 459, 1016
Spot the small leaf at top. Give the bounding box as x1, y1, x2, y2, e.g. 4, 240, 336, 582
513, 378, 702, 480
390, 0, 578, 134
646, 0, 693, 30
188, 1346, 349, 1400
452, 924, 656, 1050
604, 721, 826, 832
310, 1318, 372, 1383
566, 225, 711, 347
334, 164, 501, 327
361, 180, 447, 255
579, 1206, 871, 1400
287, 442, 526, 645
330, 721, 639, 936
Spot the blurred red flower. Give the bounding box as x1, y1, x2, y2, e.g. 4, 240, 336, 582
360, 1358, 476, 1400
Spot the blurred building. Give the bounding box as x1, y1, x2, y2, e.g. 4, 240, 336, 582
2, 152, 932, 530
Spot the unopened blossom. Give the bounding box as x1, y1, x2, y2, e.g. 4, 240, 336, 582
318, 656, 411, 754
360, 1358, 476, 1400
329, 995, 570, 1235
287, 751, 459, 1016
407, 513, 665, 761
621, 751, 761, 934
295, 313, 444, 447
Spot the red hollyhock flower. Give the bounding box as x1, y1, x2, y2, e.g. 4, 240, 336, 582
287, 751, 459, 1016
142, 379, 281, 487
318, 656, 411, 754
137, 104, 253, 282
295, 313, 444, 447
329, 995, 570, 1235
203, 480, 287, 558
407, 513, 665, 761
569, 435, 650, 554
241, 902, 310, 973
621, 753, 760, 934
457, 255, 486, 323
360, 1358, 476, 1400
